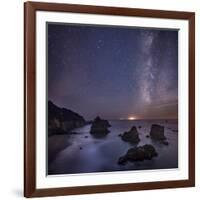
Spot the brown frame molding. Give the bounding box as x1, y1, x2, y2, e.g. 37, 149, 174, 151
24, 1, 195, 198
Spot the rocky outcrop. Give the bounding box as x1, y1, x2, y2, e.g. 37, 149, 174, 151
150, 124, 166, 140
48, 101, 86, 135
94, 116, 111, 127
90, 116, 110, 137
120, 126, 140, 144
150, 124, 169, 145
118, 144, 158, 165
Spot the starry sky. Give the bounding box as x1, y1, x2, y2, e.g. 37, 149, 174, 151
48, 23, 178, 120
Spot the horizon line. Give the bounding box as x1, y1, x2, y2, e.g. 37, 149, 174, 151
86, 118, 178, 121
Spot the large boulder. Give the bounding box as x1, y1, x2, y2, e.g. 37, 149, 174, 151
150, 124, 166, 140
48, 101, 86, 135
121, 126, 140, 144
118, 144, 158, 165
90, 116, 110, 137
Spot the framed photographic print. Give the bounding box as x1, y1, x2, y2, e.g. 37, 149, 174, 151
24, 1, 195, 197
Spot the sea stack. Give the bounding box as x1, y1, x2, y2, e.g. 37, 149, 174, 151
120, 126, 140, 144
90, 116, 111, 137
150, 124, 166, 140
118, 144, 158, 165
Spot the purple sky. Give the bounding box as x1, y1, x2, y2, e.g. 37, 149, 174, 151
48, 23, 178, 120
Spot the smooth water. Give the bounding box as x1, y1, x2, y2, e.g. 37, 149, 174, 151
48, 120, 178, 175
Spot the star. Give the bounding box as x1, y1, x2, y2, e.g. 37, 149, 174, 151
48, 23, 178, 119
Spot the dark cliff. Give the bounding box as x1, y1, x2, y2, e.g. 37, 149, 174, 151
48, 101, 86, 135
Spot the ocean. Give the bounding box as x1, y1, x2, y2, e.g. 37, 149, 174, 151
48, 119, 178, 175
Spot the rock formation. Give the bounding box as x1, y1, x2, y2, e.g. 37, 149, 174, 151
48, 101, 86, 136
120, 126, 140, 144
90, 116, 110, 137
118, 144, 158, 165
150, 124, 166, 140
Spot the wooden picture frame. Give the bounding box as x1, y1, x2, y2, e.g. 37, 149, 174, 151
24, 1, 195, 197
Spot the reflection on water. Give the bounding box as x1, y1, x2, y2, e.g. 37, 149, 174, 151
48, 120, 178, 175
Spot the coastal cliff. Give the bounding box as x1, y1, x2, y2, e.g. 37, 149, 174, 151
48, 101, 86, 136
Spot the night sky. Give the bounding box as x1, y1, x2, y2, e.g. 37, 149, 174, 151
48, 23, 178, 120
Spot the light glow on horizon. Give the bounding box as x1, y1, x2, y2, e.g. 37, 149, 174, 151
128, 116, 136, 120
119, 116, 137, 120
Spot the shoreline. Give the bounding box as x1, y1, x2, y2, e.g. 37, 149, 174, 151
48, 134, 72, 164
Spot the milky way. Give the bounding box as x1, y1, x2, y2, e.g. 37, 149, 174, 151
48, 23, 178, 120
